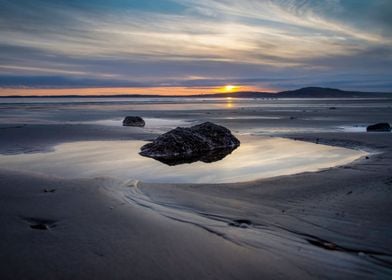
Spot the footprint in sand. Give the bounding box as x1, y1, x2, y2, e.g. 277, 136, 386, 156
43, 188, 56, 193
21, 217, 58, 231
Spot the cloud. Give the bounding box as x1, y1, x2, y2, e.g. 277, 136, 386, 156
0, 0, 391, 91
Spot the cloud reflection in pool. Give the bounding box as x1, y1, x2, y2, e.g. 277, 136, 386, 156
0, 136, 366, 184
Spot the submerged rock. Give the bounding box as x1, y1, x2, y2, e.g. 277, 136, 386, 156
122, 116, 145, 127
140, 122, 240, 165
366, 123, 391, 132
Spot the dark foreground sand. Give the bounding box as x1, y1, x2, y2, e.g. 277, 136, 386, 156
0, 98, 391, 279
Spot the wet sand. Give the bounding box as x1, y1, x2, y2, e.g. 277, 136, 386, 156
0, 97, 391, 279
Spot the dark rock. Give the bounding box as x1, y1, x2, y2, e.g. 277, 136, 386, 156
366, 123, 391, 132
140, 122, 240, 166
122, 116, 145, 127
329, 107, 337, 110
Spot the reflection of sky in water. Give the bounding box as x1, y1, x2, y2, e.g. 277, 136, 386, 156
0, 136, 366, 184
237, 128, 330, 135
76, 118, 192, 128
338, 125, 367, 132
2, 97, 391, 111
217, 116, 282, 120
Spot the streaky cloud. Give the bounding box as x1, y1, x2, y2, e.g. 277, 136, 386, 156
0, 0, 391, 91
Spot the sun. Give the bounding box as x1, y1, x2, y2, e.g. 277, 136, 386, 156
223, 85, 237, 92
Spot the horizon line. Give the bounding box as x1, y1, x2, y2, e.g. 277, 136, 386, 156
0, 86, 391, 98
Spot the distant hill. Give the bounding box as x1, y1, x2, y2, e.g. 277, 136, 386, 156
275, 87, 392, 98
207, 87, 392, 98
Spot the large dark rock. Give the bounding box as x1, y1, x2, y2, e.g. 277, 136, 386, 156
122, 116, 145, 127
140, 122, 240, 165
366, 123, 391, 132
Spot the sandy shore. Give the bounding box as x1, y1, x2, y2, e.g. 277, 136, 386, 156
0, 98, 391, 279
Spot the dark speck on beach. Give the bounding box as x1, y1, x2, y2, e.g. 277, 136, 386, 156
30, 224, 50, 230
21, 217, 57, 231
228, 219, 252, 228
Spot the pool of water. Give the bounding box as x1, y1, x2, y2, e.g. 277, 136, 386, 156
0, 136, 367, 184
338, 125, 368, 132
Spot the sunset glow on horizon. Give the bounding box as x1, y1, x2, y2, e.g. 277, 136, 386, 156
222, 85, 238, 93
0, 85, 267, 96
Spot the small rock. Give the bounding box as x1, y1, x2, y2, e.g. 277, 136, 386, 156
122, 116, 145, 127
366, 123, 391, 132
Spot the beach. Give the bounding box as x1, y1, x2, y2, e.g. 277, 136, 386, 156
0, 97, 391, 279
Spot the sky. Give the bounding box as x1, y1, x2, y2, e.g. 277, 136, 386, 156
0, 0, 391, 95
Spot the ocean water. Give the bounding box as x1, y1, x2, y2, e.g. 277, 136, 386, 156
1, 96, 391, 132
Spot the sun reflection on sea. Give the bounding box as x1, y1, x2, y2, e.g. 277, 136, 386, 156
226, 97, 233, 108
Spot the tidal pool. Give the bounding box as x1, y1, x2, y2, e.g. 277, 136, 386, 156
0, 136, 366, 184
